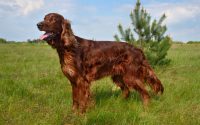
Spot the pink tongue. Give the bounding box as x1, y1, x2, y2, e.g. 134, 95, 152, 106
40, 33, 51, 40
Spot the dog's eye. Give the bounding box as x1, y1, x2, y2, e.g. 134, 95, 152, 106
52, 18, 57, 22
44, 20, 50, 23
44, 17, 53, 22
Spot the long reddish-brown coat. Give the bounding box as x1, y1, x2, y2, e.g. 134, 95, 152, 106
37, 13, 164, 113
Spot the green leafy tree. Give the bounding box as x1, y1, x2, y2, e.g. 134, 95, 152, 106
114, 0, 171, 66
0, 38, 7, 43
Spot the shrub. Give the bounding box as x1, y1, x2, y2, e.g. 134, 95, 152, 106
114, 0, 171, 66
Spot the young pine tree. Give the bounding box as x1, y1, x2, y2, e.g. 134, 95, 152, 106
114, 0, 171, 66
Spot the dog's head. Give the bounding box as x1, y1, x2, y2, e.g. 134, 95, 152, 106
37, 13, 72, 47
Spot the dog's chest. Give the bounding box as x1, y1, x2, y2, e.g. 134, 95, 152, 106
60, 53, 76, 77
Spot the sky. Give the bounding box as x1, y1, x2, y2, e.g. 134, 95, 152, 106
0, 0, 200, 42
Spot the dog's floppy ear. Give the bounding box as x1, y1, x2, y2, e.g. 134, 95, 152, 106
61, 19, 76, 46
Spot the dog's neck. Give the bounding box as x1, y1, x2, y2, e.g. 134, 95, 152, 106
55, 28, 80, 79
61, 26, 79, 46
56, 33, 77, 62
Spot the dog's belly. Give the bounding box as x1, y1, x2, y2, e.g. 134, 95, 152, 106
85, 62, 127, 81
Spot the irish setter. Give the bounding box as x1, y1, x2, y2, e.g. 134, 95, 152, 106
37, 13, 164, 113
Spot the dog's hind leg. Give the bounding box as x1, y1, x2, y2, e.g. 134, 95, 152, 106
112, 75, 130, 99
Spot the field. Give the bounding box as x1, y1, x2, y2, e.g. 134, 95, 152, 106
0, 43, 199, 125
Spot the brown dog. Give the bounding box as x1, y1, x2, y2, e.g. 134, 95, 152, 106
37, 13, 164, 113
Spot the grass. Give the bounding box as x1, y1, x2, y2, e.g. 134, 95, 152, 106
0, 43, 199, 125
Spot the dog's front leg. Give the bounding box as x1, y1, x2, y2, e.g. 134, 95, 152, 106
72, 78, 91, 113
78, 78, 91, 113
71, 83, 79, 112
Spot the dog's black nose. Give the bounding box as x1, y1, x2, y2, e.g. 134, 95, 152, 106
37, 22, 43, 28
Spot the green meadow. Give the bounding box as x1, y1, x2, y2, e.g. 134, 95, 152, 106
0, 43, 199, 125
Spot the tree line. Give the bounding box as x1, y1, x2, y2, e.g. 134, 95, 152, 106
0, 38, 44, 43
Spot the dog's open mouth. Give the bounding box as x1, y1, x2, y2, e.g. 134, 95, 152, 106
40, 32, 56, 41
